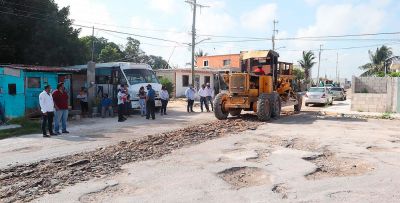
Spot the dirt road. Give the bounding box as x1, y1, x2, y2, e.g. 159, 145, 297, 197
33, 110, 400, 202
0, 101, 215, 169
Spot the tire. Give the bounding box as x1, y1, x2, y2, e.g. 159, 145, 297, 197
294, 94, 302, 112
257, 94, 272, 121
229, 109, 242, 117
214, 93, 229, 120
271, 93, 281, 118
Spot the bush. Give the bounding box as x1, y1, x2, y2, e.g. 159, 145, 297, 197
159, 77, 174, 97
389, 72, 400, 77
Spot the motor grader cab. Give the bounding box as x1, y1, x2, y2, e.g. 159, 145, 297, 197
213, 50, 302, 121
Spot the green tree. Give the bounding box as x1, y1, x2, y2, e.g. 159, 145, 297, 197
159, 77, 174, 97
359, 45, 393, 76
123, 37, 142, 62
146, 55, 170, 69
298, 51, 316, 82
98, 45, 123, 62
0, 0, 86, 66
293, 67, 305, 81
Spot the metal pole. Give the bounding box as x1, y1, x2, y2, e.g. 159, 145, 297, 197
91, 26, 95, 62
317, 44, 322, 86
191, 0, 196, 86
272, 20, 278, 51
336, 52, 339, 83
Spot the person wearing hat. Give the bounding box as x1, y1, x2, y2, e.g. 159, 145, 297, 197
52, 82, 69, 135
146, 84, 156, 120
205, 83, 214, 111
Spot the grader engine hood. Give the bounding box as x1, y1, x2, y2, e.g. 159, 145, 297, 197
229, 74, 248, 94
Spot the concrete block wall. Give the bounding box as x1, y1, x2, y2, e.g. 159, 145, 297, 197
353, 76, 387, 93
351, 93, 388, 112
351, 77, 399, 113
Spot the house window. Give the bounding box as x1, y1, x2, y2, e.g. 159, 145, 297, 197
223, 59, 231, 66
204, 76, 211, 84
203, 60, 209, 67
8, 84, 16, 95
27, 77, 41, 88
182, 75, 189, 87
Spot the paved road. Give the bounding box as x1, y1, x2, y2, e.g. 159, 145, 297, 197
0, 102, 216, 169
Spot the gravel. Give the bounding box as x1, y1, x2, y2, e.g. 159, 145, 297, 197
0, 117, 262, 202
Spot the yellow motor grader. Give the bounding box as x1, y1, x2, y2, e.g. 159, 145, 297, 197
214, 50, 302, 121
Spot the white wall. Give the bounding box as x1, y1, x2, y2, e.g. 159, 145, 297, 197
175, 72, 214, 98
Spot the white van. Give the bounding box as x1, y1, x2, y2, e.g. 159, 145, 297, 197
69, 62, 162, 109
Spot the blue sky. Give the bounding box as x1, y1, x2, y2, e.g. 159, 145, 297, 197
55, 0, 400, 79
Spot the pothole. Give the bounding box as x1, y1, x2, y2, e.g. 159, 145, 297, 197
272, 183, 288, 199
303, 152, 374, 180
217, 166, 270, 189
282, 138, 320, 151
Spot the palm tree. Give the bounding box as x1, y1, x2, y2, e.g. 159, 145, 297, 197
298, 51, 316, 82
359, 45, 393, 76
195, 49, 208, 58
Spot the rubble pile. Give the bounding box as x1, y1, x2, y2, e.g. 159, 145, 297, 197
0, 117, 262, 202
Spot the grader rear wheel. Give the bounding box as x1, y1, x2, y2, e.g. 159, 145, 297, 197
257, 94, 272, 121
229, 109, 242, 117
271, 93, 281, 118
214, 93, 229, 120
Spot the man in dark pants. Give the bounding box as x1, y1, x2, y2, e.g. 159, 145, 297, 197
117, 86, 127, 122
185, 85, 195, 113
146, 84, 156, 120
39, 85, 55, 137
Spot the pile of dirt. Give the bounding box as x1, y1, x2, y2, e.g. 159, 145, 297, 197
0, 117, 262, 202
303, 151, 374, 180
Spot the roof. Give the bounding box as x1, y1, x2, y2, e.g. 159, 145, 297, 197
66, 62, 150, 70
196, 54, 240, 58
240, 50, 279, 60
156, 68, 218, 74
1, 64, 80, 72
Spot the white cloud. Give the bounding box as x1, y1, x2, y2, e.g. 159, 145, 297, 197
149, 0, 179, 14
240, 4, 277, 31
304, 0, 319, 6
130, 16, 155, 30
55, 0, 114, 36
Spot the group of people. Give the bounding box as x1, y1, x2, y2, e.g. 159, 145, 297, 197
118, 84, 169, 122
185, 83, 214, 113
39, 83, 70, 137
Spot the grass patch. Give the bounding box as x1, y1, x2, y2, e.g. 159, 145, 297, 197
381, 112, 392, 120
0, 118, 41, 140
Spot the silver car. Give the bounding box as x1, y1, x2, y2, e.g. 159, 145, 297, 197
304, 87, 333, 106
329, 87, 347, 101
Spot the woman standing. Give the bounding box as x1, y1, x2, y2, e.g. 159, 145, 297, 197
76, 87, 88, 117
138, 86, 147, 117
160, 85, 169, 116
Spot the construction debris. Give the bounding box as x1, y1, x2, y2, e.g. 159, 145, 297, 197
0, 117, 261, 202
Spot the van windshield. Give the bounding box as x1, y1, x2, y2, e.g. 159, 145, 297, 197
308, 88, 325, 92
123, 69, 159, 85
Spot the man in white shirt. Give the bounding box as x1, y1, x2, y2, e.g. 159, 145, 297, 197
117, 85, 127, 122
39, 85, 55, 137
198, 84, 210, 112
205, 83, 214, 111
185, 85, 196, 113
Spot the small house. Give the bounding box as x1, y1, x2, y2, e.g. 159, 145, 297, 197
0, 65, 79, 119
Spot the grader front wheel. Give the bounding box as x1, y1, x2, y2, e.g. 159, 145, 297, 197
214, 93, 229, 120
257, 94, 272, 121
229, 109, 242, 117
271, 93, 281, 118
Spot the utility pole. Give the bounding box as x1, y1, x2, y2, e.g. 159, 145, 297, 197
91, 26, 95, 62
185, 0, 208, 87
317, 44, 323, 86
272, 20, 279, 51
335, 52, 339, 83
